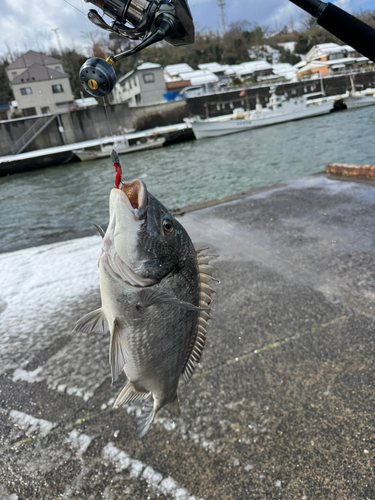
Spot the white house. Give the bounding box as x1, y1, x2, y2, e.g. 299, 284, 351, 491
6, 50, 74, 116
296, 43, 371, 78
114, 62, 167, 106
227, 60, 274, 81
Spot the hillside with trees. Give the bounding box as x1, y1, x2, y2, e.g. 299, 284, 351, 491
1, 10, 374, 101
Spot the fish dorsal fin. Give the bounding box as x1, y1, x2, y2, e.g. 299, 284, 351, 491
114, 381, 150, 408
182, 249, 218, 383
73, 308, 109, 334
110, 319, 127, 383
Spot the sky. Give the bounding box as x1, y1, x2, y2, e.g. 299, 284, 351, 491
1, 0, 375, 58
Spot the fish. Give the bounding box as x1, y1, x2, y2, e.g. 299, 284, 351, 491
73, 176, 218, 438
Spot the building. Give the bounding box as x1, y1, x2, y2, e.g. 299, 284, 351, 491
227, 61, 274, 81
296, 43, 371, 79
114, 63, 167, 106
6, 50, 74, 116
163, 65, 219, 98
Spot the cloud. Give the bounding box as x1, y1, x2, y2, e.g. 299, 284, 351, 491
1, 0, 374, 58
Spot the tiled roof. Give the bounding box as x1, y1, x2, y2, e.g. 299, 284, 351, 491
7, 50, 62, 70
11, 63, 69, 85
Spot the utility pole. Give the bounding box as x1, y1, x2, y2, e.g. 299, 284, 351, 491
217, 0, 226, 35
51, 28, 63, 54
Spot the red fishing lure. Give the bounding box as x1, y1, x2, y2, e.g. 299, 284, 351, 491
111, 150, 122, 189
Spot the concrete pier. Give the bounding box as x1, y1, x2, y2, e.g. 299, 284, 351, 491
1, 174, 375, 499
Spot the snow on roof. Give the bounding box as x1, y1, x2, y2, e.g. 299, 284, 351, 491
137, 62, 161, 70
176, 69, 219, 85
305, 43, 357, 63
296, 61, 328, 73
164, 63, 194, 76
271, 63, 297, 80
198, 62, 228, 73
227, 60, 272, 78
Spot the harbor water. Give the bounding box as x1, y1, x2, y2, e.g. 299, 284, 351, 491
1, 106, 374, 253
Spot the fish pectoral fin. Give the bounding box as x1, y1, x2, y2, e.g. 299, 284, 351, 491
137, 288, 210, 312
137, 397, 155, 439
73, 308, 109, 334
110, 320, 127, 383
94, 223, 105, 238
165, 395, 181, 416
114, 382, 150, 408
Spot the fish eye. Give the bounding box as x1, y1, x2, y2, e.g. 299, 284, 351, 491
163, 219, 174, 233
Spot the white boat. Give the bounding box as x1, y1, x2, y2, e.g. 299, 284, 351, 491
73, 135, 165, 161
343, 88, 375, 109
190, 88, 334, 140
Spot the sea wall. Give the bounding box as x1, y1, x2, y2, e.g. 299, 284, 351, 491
0, 100, 188, 156
1, 71, 375, 156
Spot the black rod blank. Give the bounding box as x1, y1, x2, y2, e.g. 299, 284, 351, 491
290, 0, 375, 62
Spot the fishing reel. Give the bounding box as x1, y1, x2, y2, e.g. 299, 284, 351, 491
79, 0, 194, 97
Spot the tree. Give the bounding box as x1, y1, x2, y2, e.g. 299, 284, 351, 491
278, 46, 301, 65
0, 59, 14, 103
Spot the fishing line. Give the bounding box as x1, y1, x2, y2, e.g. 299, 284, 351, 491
63, 0, 85, 15
103, 96, 115, 140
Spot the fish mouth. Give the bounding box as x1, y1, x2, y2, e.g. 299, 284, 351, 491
120, 180, 147, 220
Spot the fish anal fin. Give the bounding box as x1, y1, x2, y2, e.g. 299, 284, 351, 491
94, 223, 105, 238
137, 288, 210, 312
137, 398, 155, 438
165, 395, 181, 416
110, 320, 127, 383
114, 381, 150, 408
73, 308, 108, 334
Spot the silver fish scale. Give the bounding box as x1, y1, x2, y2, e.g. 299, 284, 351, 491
122, 260, 200, 403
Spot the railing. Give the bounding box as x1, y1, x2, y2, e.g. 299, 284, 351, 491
11, 114, 57, 155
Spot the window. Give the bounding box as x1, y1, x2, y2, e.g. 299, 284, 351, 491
52, 84, 64, 93
143, 73, 155, 83
20, 87, 32, 95
11, 71, 17, 78
41, 106, 50, 114
22, 107, 36, 117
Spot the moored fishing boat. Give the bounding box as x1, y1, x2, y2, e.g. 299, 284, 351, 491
190, 88, 334, 140
72, 135, 165, 161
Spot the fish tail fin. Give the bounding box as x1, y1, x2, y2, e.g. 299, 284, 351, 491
114, 381, 150, 408
165, 394, 181, 416
137, 397, 155, 438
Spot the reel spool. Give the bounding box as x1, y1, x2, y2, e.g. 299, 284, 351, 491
80, 0, 195, 97
79, 58, 117, 98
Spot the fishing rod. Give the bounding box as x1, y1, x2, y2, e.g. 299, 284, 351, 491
80, 0, 375, 98
290, 0, 375, 62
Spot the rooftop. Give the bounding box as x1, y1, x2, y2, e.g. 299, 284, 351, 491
10, 63, 69, 85
164, 63, 194, 76
7, 50, 62, 70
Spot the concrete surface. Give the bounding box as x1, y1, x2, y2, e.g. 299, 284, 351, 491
1, 174, 375, 499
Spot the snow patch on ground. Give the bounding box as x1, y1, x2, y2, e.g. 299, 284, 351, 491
9, 410, 57, 437
102, 442, 202, 499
